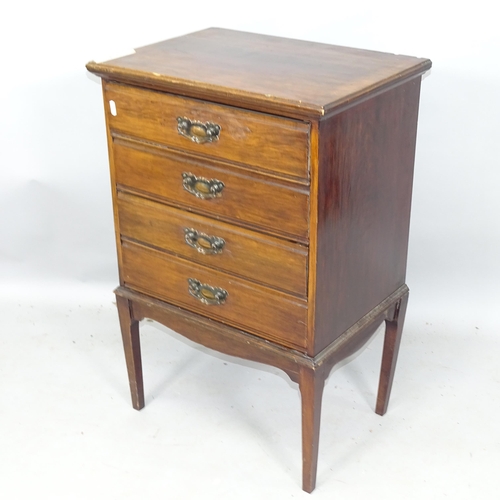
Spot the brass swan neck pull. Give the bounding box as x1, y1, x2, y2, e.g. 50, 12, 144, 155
177, 117, 221, 144
188, 278, 228, 306
184, 228, 225, 255
182, 172, 225, 199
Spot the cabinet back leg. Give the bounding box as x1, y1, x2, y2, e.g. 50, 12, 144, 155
375, 291, 409, 416
299, 366, 326, 493
116, 295, 145, 410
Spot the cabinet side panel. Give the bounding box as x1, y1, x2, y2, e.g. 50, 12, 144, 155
312, 78, 422, 354
101, 81, 125, 285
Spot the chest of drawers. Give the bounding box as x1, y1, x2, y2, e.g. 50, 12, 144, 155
87, 28, 431, 492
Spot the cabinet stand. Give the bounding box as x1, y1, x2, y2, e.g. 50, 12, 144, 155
115, 285, 409, 492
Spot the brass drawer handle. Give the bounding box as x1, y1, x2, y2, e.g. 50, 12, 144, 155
177, 117, 221, 144
182, 172, 224, 199
188, 278, 228, 305
184, 228, 225, 255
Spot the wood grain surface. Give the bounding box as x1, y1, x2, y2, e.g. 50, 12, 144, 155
310, 78, 421, 354
87, 28, 431, 493
113, 139, 310, 242
104, 81, 310, 178
121, 240, 308, 349
117, 192, 308, 297
88, 28, 431, 119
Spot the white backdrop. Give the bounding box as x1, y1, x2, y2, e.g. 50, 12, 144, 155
1, 0, 499, 316
1, 1, 499, 498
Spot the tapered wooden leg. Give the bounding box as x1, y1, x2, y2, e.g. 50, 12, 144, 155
116, 295, 144, 410
375, 291, 409, 416
299, 366, 325, 493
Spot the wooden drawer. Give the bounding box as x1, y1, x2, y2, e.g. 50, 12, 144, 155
113, 140, 309, 241
104, 81, 310, 180
121, 241, 308, 349
117, 192, 308, 297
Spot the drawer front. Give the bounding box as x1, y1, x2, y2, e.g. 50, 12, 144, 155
104, 82, 310, 180
118, 192, 308, 297
114, 140, 309, 241
121, 241, 308, 349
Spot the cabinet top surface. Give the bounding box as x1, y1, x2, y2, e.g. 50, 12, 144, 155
87, 28, 431, 118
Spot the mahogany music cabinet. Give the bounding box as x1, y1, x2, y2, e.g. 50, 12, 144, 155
87, 28, 431, 492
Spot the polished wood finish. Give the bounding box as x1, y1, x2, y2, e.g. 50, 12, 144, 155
115, 284, 409, 491
116, 294, 144, 410
116, 284, 408, 384
117, 192, 308, 297
376, 291, 409, 416
113, 139, 309, 241
88, 28, 430, 119
87, 29, 430, 493
104, 81, 310, 179
121, 240, 308, 349
299, 365, 325, 493
310, 77, 421, 354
